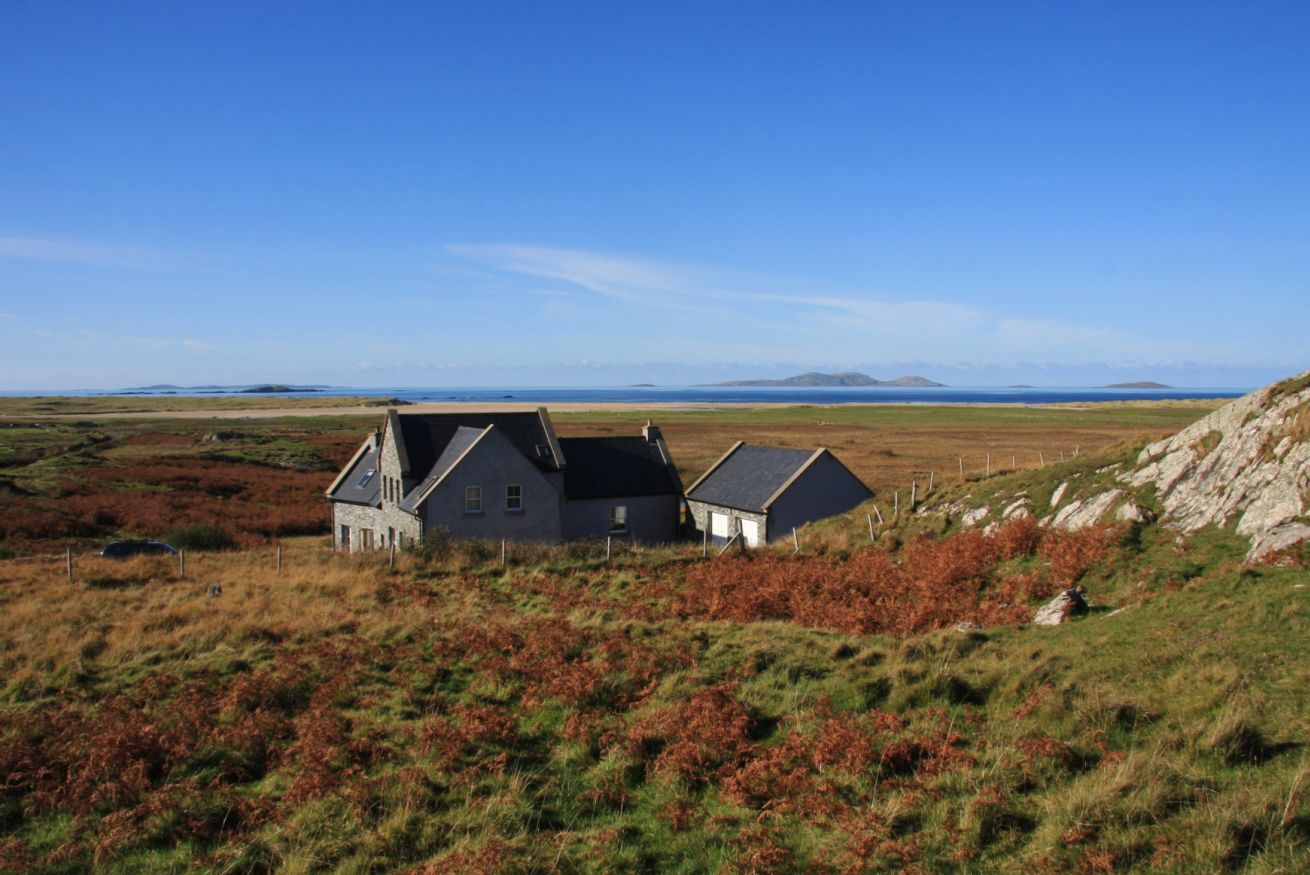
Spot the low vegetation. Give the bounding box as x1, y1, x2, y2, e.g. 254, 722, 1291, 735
0, 514, 1306, 872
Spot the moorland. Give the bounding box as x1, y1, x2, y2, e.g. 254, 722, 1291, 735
0, 395, 1306, 873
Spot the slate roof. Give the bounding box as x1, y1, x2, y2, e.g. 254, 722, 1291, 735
397, 411, 560, 476
559, 437, 679, 500
398, 426, 486, 514
329, 444, 381, 506
686, 444, 816, 512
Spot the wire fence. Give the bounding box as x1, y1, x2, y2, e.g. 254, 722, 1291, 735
2, 446, 1088, 576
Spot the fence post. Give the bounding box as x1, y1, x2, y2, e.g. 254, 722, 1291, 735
928, 471, 934, 492
867, 513, 875, 542
500, 539, 505, 567
702, 529, 708, 557
179, 549, 185, 578
277, 544, 283, 574
894, 490, 899, 517
66, 547, 72, 582
1060, 451, 1065, 463
391, 541, 397, 569
873, 504, 884, 525
1039, 451, 1045, 467
792, 527, 799, 553
986, 453, 991, 477
1012, 454, 1017, 470
606, 536, 612, 561
910, 480, 917, 509
959, 457, 964, 479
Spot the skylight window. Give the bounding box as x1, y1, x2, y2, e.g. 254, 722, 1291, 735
357, 468, 375, 488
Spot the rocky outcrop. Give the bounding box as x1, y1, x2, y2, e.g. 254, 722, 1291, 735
1046, 489, 1124, 531
1120, 370, 1310, 558
1032, 591, 1083, 626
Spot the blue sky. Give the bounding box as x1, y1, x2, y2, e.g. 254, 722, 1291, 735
1, 1, 1307, 389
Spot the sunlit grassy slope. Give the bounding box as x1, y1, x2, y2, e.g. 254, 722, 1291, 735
1, 505, 1306, 872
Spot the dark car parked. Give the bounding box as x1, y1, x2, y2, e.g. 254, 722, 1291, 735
100, 540, 178, 559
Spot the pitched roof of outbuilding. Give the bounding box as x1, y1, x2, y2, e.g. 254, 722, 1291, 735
395, 410, 561, 476
559, 436, 679, 500
685, 443, 822, 512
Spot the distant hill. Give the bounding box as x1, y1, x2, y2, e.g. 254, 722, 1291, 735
1105, 381, 1172, 389
707, 371, 945, 388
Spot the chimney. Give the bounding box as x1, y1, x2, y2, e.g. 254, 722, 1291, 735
643, 419, 662, 443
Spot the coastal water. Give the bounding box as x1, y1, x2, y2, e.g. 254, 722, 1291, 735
1, 385, 1250, 405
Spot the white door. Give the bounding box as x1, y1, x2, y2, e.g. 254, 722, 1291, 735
740, 519, 761, 548
710, 511, 730, 543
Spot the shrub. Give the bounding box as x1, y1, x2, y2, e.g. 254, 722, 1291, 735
166, 524, 237, 551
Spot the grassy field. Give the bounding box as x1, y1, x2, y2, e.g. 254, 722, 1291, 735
0, 515, 1306, 872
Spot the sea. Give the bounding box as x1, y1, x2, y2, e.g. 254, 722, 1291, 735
0, 386, 1251, 405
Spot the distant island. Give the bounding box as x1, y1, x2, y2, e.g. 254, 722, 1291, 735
705, 371, 945, 388
1105, 381, 1173, 389
239, 385, 323, 394
121, 384, 328, 394
628, 383, 657, 388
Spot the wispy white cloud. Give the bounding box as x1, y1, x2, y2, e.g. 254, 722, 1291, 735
0, 234, 176, 269
446, 243, 984, 341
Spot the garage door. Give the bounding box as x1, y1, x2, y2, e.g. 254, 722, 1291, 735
710, 512, 730, 543
740, 519, 761, 548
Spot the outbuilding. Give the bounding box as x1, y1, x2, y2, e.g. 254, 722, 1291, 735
685, 442, 873, 547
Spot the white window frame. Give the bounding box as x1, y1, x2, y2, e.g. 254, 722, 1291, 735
506, 484, 522, 512
465, 485, 483, 514
609, 504, 628, 533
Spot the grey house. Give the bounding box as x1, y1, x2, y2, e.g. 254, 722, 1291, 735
685, 442, 873, 547
327, 408, 681, 551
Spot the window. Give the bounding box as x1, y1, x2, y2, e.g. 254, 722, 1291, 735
362, 529, 374, 550
388, 526, 395, 546
339, 524, 351, 549
609, 505, 628, 533
506, 484, 522, 511
356, 468, 375, 488
465, 485, 483, 513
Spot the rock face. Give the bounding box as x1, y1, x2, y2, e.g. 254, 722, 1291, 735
1120, 370, 1310, 558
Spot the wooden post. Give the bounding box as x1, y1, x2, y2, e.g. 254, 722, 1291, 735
1060, 450, 1065, 462
179, 549, 185, 578
873, 505, 884, 525
702, 529, 708, 557
500, 539, 506, 567
606, 536, 612, 561
959, 457, 964, 478
986, 453, 991, 477
867, 513, 875, 542
1012, 454, 1017, 470
66, 547, 72, 582
928, 471, 934, 492
910, 480, 917, 508
792, 527, 799, 553
894, 490, 899, 517
1075, 446, 1079, 457
391, 541, 397, 569
1039, 451, 1045, 467
277, 544, 283, 573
